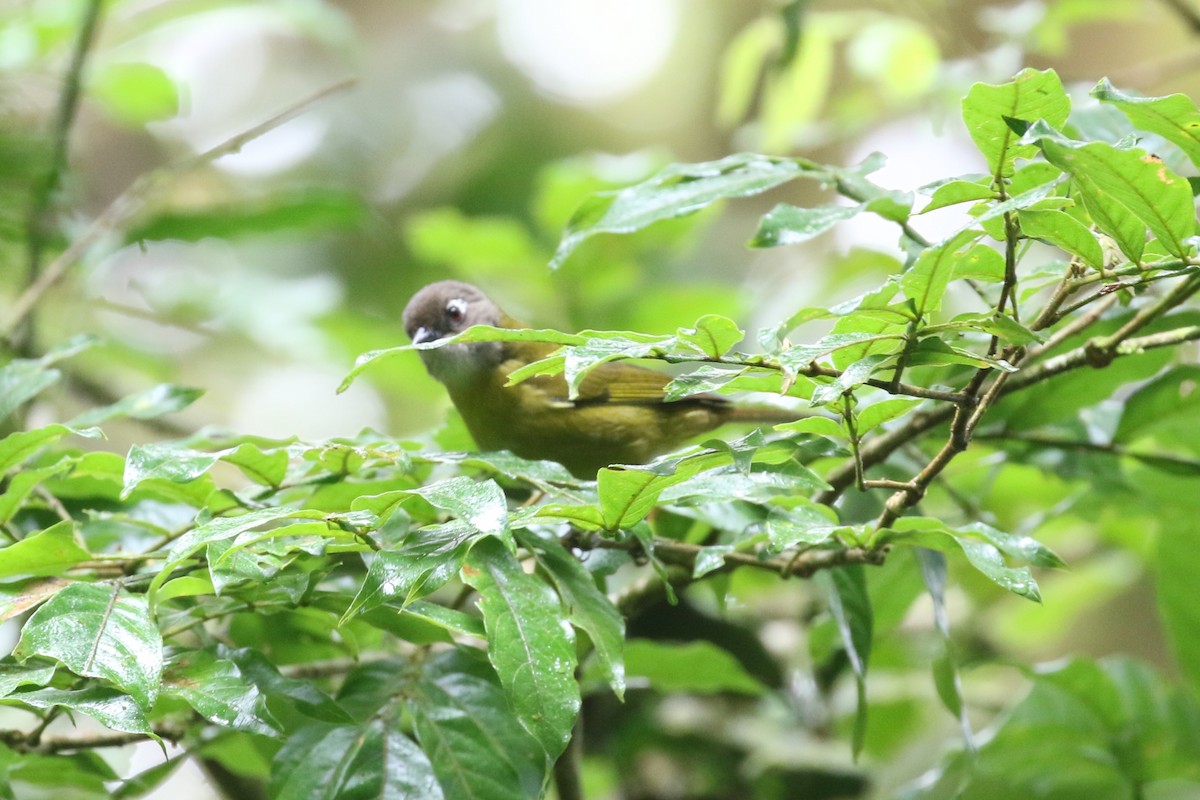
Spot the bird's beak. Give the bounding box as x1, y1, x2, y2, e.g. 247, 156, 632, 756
412, 326, 440, 345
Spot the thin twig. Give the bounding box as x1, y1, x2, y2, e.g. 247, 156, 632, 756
975, 431, 1200, 472
18, 0, 105, 356
2, 77, 357, 343
583, 535, 885, 579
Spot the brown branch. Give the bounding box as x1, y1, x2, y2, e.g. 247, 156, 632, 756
816, 323, 1200, 503
1083, 274, 1200, 367
975, 431, 1200, 471
583, 534, 884, 579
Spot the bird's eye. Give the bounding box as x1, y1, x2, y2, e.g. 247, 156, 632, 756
445, 299, 467, 324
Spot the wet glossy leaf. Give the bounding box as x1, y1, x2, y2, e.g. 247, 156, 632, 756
15, 583, 163, 708
461, 538, 579, 758
68, 384, 203, 428
518, 530, 625, 699
410, 649, 546, 798
0, 521, 90, 580
8, 685, 151, 734
270, 720, 442, 800
0, 660, 56, 697
163, 649, 279, 736
748, 202, 861, 247
881, 517, 1043, 601
342, 521, 477, 622
551, 153, 809, 268
406, 476, 510, 538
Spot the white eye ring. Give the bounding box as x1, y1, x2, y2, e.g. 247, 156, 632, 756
446, 299, 467, 323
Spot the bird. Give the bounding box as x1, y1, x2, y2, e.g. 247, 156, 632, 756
402, 280, 795, 476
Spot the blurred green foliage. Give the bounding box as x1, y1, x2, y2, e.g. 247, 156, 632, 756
3, 1, 1200, 799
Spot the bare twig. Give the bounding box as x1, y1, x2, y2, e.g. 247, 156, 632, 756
18, 0, 105, 356
2, 77, 357, 343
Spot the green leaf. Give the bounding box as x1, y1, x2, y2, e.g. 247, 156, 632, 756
270, 720, 442, 800
918, 549, 975, 749
1019, 208, 1106, 269
89, 62, 178, 124
0, 520, 90, 580
151, 507, 327, 596
14, 583, 163, 709
823, 565, 873, 759
676, 315, 744, 358
1093, 78, 1200, 167
624, 640, 766, 695
0, 424, 96, 474
122, 442, 221, 496
517, 530, 626, 699
220, 443, 290, 488
339, 325, 584, 393
926, 311, 1044, 345
766, 501, 841, 549
881, 517, 1044, 601
776, 331, 907, 377
1114, 365, 1200, 445
162, 649, 279, 736
1033, 130, 1195, 259
0, 457, 75, 524
127, 188, 366, 242
410, 649, 547, 798
562, 336, 665, 399
900, 229, 982, 317
550, 153, 809, 268
406, 476, 510, 538
224, 646, 354, 725
777, 415, 846, 438
0, 336, 100, 424
462, 538, 580, 758
0, 660, 56, 697
112, 756, 187, 799
920, 177, 994, 213
6, 685, 151, 734
962, 68, 1070, 177
342, 521, 477, 622
67, 384, 203, 428
811, 354, 891, 405
748, 202, 861, 247
856, 398, 922, 434
950, 242, 1006, 282
597, 467, 680, 530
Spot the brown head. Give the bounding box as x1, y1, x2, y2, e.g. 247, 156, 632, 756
402, 280, 509, 390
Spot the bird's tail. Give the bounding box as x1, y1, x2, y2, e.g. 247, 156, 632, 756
724, 403, 806, 425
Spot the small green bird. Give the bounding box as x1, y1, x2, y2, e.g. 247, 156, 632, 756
403, 280, 794, 476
